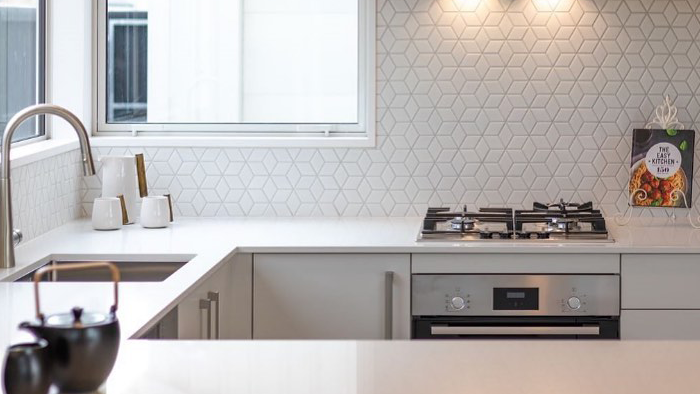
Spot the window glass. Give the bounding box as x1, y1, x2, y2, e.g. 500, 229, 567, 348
0, 0, 45, 142
106, 0, 359, 125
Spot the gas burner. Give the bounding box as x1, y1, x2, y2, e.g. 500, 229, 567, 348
451, 217, 476, 231
547, 217, 581, 232
498, 231, 512, 239
516, 232, 531, 239
536, 232, 550, 239
479, 231, 494, 239
533, 199, 593, 213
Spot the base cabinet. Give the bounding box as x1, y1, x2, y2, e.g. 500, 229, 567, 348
178, 254, 252, 339
622, 310, 700, 340
253, 254, 410, 340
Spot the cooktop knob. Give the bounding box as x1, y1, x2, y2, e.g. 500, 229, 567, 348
451, 296, 466, 310
567, 296, 582, 310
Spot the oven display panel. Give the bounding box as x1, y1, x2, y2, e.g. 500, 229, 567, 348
493, 288, 539, 310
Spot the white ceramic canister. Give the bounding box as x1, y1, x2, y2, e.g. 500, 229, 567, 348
100, 156, 140, 224
91, 197, 123, 231
140, 196, 171, 228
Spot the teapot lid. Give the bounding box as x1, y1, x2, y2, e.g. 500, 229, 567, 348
43, 307, 112, 328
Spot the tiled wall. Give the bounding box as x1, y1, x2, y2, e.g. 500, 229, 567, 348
72, 0, 699, 218
13, 150, 83, 241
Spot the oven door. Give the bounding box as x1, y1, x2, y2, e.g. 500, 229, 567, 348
412, 316, 620, 339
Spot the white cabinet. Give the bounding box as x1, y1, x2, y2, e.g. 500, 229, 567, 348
622, 254, 700, 309
253, 254, 410, 340
621, 254, 700, 339
622, 310, 700, 340
178, 253, 252, 339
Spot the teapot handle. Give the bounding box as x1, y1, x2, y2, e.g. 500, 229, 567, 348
33, 262, 120, 322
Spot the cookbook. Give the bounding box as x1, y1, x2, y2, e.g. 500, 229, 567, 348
629, 129, 695, 208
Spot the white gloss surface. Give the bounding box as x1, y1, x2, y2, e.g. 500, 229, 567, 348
104, 340, 700, 394
0, 217, 699, 392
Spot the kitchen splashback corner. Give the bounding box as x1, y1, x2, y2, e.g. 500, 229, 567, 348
12, 149, 84, 241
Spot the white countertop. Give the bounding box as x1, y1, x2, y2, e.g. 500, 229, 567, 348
106, 340, 700, 394
1, 216, 700, 392
1, 216, 700, 345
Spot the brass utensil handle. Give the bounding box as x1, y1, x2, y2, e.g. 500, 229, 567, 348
33, 262, 120, 321
135, 154, 148, 198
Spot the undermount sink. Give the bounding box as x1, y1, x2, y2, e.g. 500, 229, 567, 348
14, 260, 188, 283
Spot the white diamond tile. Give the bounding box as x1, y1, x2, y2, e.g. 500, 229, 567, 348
22, 0, 677, 219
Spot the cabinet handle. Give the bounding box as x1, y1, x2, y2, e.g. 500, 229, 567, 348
384, 271, 394, 340
207, 291, 220, 339
199, 299, 212, 339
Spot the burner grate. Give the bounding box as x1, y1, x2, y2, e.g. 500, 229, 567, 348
420, 201, 611, 242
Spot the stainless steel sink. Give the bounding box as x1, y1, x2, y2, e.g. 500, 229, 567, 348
14, 260, 188, 282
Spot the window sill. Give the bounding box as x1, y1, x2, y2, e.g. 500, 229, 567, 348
89, 134, 376, 148
10, 139, 80, 168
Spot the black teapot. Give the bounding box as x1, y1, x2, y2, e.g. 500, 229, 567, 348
19, 262, 121, 393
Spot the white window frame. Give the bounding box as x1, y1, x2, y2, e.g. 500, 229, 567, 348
1, 0, 48, 148
93, 0, 376, 148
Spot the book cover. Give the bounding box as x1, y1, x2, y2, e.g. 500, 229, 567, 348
629, 129, 695, 208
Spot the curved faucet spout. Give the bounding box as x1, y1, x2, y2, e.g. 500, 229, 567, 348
1, 104, 96, 179
0, 104, 96, 268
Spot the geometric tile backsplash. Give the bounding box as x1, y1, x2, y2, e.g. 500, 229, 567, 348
23, 0, 700, 239
13, 150, 83, 241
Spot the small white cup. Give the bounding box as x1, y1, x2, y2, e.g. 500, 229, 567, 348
140, 196, 171, 228
92, 197, 123, 231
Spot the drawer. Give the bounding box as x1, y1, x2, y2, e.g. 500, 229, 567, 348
412, 254, 620, 274
622, 310, 700, 339
622, 254, 700, 309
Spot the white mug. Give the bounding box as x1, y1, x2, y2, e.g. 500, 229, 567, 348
92, 197, 123, 231
140, 196, 171, 228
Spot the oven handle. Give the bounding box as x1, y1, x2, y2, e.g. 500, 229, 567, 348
430, 325, 600, 336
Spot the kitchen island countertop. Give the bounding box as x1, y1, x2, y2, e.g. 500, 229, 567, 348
106, 339, 700, 394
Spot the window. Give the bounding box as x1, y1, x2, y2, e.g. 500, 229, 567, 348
97, 0, 375, 143
0, 0, 45, 144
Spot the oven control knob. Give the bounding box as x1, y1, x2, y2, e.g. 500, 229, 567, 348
451, 296, 466, 310
567, 296, 582, 310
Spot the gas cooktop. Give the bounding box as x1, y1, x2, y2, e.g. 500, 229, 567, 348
419, 199, 614, 243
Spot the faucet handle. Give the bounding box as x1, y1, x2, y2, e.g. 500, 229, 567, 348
12, 229, 22, 246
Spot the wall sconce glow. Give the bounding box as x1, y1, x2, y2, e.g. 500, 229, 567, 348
533, 0, 563, 11
454, 0, 481, 12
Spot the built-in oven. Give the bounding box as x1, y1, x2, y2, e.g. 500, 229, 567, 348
412, 274, 620, 339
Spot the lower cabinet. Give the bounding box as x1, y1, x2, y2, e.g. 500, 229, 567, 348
621, 254, 700, 339
253, 253, 410, 340
178, 253, 252, 339
621, 310, 700, 340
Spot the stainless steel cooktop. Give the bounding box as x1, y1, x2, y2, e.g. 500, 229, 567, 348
419, 200, 614, 243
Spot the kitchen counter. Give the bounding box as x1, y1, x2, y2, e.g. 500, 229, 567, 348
106, 340, 700, 393
1, 216, 700, 346
1, 217, 700, 392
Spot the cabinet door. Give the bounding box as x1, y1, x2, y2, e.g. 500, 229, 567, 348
622, 310, 700, 340
177, 278, 213, 339
177, 254, 252, 340
217, 253, 252, 339
622, 254, 700, 309
253, 254, 410, 340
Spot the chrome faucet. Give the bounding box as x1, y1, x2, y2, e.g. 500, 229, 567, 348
0, 104, 96, 269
